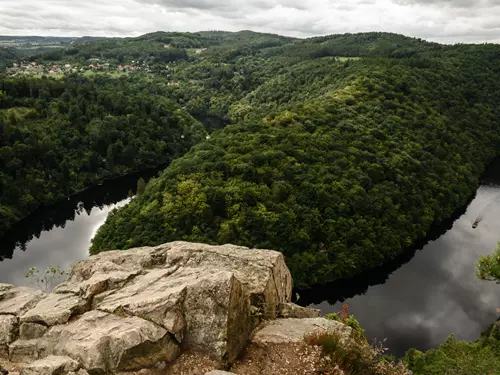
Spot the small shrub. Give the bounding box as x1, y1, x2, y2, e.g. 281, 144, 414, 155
306, 304, 411, 375
305, 331, 343, 355
25, 265, 69, 292
326, 304, 366, 340
306, 330, 411, 375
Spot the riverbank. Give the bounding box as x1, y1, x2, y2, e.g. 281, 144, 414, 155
299, 168, 500, 356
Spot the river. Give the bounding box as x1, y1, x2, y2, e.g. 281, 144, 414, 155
300, 162, 500, 356
0, 167, 163, 286
0, 164, 499, 357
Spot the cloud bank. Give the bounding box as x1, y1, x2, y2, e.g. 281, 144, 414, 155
0, 0, 499, 43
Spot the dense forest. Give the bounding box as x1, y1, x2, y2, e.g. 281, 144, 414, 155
2, 30, 500, 371
3, 31, 500, 290
90, 36, 500, 290
0, 48, 18, 69
0, 76, 206, 238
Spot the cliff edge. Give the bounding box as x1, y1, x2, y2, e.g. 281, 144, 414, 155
0, 242, 350, 375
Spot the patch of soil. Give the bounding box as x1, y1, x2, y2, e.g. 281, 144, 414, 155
0, 358, 24, 374
111, 352, 220, 375
230, 342, 328, 375
162, 351, 220, 375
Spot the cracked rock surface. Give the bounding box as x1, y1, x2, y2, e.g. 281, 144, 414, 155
0, 242, 299, 374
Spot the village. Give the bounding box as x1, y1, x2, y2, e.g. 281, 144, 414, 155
3, 58, 151, 78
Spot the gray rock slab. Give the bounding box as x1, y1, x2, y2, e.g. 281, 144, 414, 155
0, 315, 18, 345
19, 323, 48, 340
20, 355, 79, 375
42, 310, 180, 373
252, 318, 352, 344
21, 294, 86, 326
8, 339, 41, 362
164, 242, 293, 319
279, 303, 321, 319
0, 288, 45, 317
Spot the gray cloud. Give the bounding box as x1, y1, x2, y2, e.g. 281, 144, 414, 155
0, 0, 498, 43
394, 0, 500, 8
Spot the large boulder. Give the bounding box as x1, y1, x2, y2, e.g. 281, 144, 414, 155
164, 242, 293, 319
93, 266, 185, 340
95, 267, 250, 362
40, 310, 180, 373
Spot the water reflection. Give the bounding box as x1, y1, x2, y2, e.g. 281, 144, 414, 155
0, 200, 128, 286
301, 183, 500, 356
2, 161, 500, 357
0, 167, 164, 286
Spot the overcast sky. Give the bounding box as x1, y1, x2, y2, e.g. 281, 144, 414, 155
0, 0, 499, 43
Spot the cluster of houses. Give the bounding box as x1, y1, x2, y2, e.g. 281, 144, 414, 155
4, 60, 149, 77
5, 61, 77, 76
117, 64, 139, 72
6, 61, 72, 76
4, 60, 179, 84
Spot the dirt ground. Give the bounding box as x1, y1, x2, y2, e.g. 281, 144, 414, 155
158, 342, 329, 375
2, 343, 332, 375
231, 342, 328, 375
0, 359, 23, 374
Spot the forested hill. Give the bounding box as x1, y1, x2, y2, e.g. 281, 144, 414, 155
0, 76, 206, 238
2, 31, 500, 289
24, 30, 297, 64
88, 34, 500, 289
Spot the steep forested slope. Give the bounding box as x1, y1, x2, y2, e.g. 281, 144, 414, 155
90, 38, 500, 288
405, 322, 500, 374
0, 48, 18, 69
0, 76, 206, 237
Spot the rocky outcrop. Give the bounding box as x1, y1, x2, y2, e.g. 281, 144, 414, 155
20, 294, 86, 326
0, 285, 45, 359
252, 318, 351, 344
0, 242, 302, 374
20, 355, 79, 375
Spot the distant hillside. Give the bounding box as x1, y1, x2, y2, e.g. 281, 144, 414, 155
263, 32, 443, 58
0, 36, 78, 43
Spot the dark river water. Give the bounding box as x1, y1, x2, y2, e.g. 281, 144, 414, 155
0, 167, 163, 286
300, 163, 500, 356
1, 164, 499, 357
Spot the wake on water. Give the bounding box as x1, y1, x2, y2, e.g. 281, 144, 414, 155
472, 196, 500, 229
